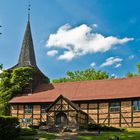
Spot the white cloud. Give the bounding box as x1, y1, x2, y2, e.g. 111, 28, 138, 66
58, 51, 75, 61
90, 62, 96, 67
47, 50, 58, 56
111, 73, 117, 78
92, 24, 98, 28
46, 24, 134, 61
111, 73, 115, 77
114, 63, 122, 68
100, 57, 123, 67
128, 55, 135, 60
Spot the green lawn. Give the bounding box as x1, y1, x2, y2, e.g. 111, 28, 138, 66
38, 131, 56, 140
78, 128, 140, 140
17, 128, 140, 140
17, 128, 56, 140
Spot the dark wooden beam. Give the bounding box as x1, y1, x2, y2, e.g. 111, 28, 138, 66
17, 105, 19, 117
119, 101, 121, 127
97, 103, 99, 124
108, 102, 110, 126
131, 100, 133, 127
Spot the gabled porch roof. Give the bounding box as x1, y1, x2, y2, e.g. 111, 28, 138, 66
46, 95, 88, 116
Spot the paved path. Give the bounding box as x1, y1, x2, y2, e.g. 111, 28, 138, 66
54, 131, 100, 140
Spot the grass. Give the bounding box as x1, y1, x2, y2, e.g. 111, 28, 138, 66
38, 131, 56, 140
17, 128, 56, 140
17, 128, 140, 140
77, 128, 140, 140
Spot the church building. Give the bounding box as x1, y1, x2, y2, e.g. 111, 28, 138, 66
9, 14, 140, 129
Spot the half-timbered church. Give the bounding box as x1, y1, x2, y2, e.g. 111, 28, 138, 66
9, 13, 140, 129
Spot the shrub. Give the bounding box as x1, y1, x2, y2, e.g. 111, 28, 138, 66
20, 128, 37, 136
39, 121, 47, 126
87, 123, 125, 132
28, 124, 40, 129
0, 116, 20, 140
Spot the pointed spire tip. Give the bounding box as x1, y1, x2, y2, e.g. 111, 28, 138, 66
28, 2, 31, 21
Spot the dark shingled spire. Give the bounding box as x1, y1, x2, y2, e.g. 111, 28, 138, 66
8, 4, 50, 93
17, 20, 37, 68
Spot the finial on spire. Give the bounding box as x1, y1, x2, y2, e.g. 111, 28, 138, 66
0, 25, 2, 35
28, 1, 31, 21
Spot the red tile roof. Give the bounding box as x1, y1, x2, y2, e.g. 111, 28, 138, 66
9, 77, 140, 103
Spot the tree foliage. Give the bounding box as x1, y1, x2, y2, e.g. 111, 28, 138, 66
52, 68, 109, 83
0, 67, 35, 115
137, 62, 140, 74
0, 64, 3, 70
126, 62, 140, 77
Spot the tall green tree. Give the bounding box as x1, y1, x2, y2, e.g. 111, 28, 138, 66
137, 62, 140, 74
126, 72, 135, 77
52, 68, 109, 83
0, 67, 35, 115
126, 62, 140, 77
0, 64, 3, 70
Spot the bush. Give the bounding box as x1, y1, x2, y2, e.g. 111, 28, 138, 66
39, 121, 47, 126
20, 128, 37, 136
87, 123, 125, 132
0, 116, 20, 140
28, 124, 40, 129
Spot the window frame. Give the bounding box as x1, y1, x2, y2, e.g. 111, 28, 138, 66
109, 102, 120, 113
24, 105, 32, 114
22, 118, 32, 124
41, 105, 47, 113
133, 100, 140, 112
26, 118, 33, 124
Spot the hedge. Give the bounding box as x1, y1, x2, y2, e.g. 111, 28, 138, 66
0, 116, 20, 140
87, 123, 125, 131
20, 128, 37, 136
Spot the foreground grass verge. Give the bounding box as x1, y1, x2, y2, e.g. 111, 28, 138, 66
17, 128, 140, 140
78, 128, 140, 140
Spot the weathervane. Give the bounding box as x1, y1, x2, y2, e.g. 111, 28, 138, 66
28, 1, 31, 21
0, 25, 2, 35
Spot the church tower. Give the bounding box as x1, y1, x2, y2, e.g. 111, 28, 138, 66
11, 4, 50, 93
17, 20, 37, 68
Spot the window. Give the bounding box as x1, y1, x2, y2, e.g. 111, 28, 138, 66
22, 118, 26, 124
110, 102, 120, 113
24, 105, 32, 114
22, 118, 32, 124
41, 105, 47, 113
26, 118, 32, 124
133, 100, 140, 111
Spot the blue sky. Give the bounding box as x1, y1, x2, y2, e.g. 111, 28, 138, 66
0, 0, 140, 79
